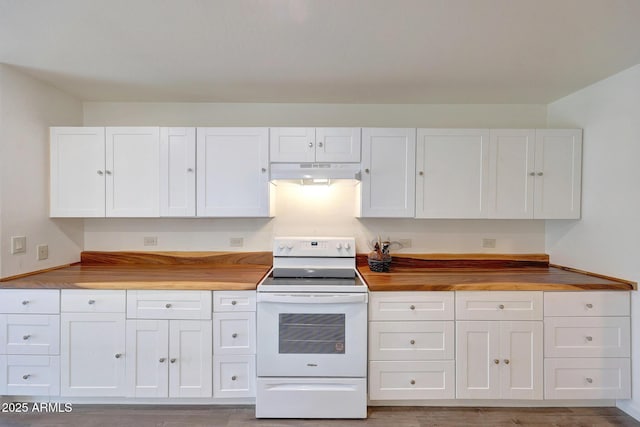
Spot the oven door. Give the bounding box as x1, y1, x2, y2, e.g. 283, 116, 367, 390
257, 292, 368, 378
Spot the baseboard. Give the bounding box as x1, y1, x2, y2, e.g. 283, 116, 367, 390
617, 399, 640, 421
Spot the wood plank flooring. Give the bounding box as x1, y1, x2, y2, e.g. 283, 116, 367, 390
0, 405, 638, 427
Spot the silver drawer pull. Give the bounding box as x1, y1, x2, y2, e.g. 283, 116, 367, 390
586, 377, 593, 383
586, 336, 593, 342
22, 374, 30, 380
232, 333, 238, 338
22, 300, 29, 305
22, 335, 31, 340
159, 358, 166, 363
88, 299, 96, 305
498, 304, 505, 309
409, 305, 416, 310
115, 353, 122, 359
231, 375, 237, 381
504, 359, 510, 365
494, 359, 500, 365
165, 303, 172, 308
586, 303, 593, 309
231, 300, 237, 306
170, 358, 177, 364
410, 339, 415, 345
410, 379, 416, 385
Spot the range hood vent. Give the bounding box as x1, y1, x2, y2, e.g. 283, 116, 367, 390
270, 163, 361, 180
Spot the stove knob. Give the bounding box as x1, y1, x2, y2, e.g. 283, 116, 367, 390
344, 243, 351, 250
286, 243, 293, 250
278, 244, 285, 251
336, 243, 343, 250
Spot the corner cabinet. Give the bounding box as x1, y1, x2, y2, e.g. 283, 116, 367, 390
487, 129, 582, 219
50, 127, 161, 217
415, 129, 490, 218
359, 128, 416, 218
197, 127, 273, 217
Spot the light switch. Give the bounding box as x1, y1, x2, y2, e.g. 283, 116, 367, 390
11, 236, 27, 254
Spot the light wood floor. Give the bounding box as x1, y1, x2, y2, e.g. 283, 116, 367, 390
0, 405, 638, 427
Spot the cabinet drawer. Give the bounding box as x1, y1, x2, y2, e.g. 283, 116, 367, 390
456, 291, 542, 320
544, 358, 630, 400
213, 312, 256, 355
0, 290, 59, 314
62, 290, 125, 313
213, 291, 256, 312
2, 355, 60, 396
369, 360, 455, 400
0, 315, 60, 355
213, 354, 256, 398
544, 317, 630, 358
544, 291, 629, 317
369, 292, 454, 321
369, 321, 454, 360
127, 290, 211, 319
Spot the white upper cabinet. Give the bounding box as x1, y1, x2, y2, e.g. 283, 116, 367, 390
416, 129, 490, 218
488, 129, 582, 219
270, 127, 361, 162
160, 127, 196, 217
50, 127, 106, 217
359, 128, 416, 218
106, 127, 161, 217
197, 127, 272, 217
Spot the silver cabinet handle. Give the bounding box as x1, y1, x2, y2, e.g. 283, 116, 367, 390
586, 336, 593, 341
537, 172, 543, 176
232, 333, 238, 338
504, 359, 510, 364
318, 142, 323, 148
170, 358, 177, 364
410, 339, 415, 345
22, 300, 29, 305
586, 303, 593, 309
364, 168, 370, 174
97, 170, 104, 176
23, 335, 30, 340
88, 299, 95, 305
498, 304, 505, 309
159, 358, 166, 363
308, 142, 314, 147
231, 375, 237, 381
419, 171, 424, 176
261, 168, 267, 172
187, 168, 194, 172
165, 303, 172, 308
586, 377, 593, 383
410, 379, 416, 385
410, 305, 416, 310
231, 300, 237, 306
494, 359, 500, 364
529, 172, 535, 176
105, 170, 112, 175
22, 374, 30, 380
115, 353, 122, 359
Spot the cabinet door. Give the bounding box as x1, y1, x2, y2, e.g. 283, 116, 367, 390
60, 313, 126, 396
197, 127, 271, 217
533, 129, 582, 219
126, 319, 169, 398
416, 129, 490, 218
500, 321, 543, 400
213, 312, 256, 355
213, 354, 256, 398
50, 127, 105, 217
360, 128, 416, 217
269, 127, 315, 162
315, 128, 361, 162
456, 321, 500, 399
105, 127, 160, 217
168, 320, 212, 398
160, 127, 196, 217
487, 129, 536, 219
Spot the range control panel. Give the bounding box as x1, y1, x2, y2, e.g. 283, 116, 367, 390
273, 237, 355, 257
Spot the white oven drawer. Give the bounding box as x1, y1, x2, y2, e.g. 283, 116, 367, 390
0, 290, 59, 314
213, 354, 256, 398
369, 292, 454, 321
61, 290, 125, 313
256, 377, 366, 419
456, 291, 543, 321
544, 358, 630, 400
369, 360, 455, 400
127, 290, 211, 319
544, 291, 629, 317
0, 314, 60, 355
369, 321, 454, 360
1, 355, 60, 396
544, 317, 630, 358
213, 312, 256, 355
213, 291, 256, 312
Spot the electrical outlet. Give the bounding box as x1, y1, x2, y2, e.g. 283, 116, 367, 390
11, 236, 26, 254
482, 238, 496, 249
37, 244, 49, 260
143, 236, 158, 246
398, 239, 412, 249
230, 237, 244, 247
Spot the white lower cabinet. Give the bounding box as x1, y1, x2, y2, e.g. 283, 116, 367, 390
544, 358, 630, 400
369, 360, 454, 400
213, 354, 256, 398
3, 355, 60, 396
61, 312, 126, 397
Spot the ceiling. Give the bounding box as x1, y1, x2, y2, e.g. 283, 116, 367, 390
1, 0, 640, 104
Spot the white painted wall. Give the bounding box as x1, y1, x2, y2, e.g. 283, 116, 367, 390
0, 65, 84, 279
546, 64, 640, 418
83, 101, 547, 253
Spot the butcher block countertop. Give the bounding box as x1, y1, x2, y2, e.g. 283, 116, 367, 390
356, 254, 636, 291
0, 252, 272, 290
0, 252, 635, 292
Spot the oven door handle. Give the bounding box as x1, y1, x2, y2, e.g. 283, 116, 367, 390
257, 293, 368, 304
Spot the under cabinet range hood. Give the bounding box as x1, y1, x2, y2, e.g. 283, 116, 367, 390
270, 163, 361, 182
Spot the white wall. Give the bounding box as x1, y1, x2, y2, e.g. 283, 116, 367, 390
546, 64, 640, 417
0, 65, 84, 279
83, 102, 547, 254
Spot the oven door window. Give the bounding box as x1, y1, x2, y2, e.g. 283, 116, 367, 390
279, 313, 345, 354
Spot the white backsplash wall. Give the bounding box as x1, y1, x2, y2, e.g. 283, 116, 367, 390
84, 182, 545, 253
